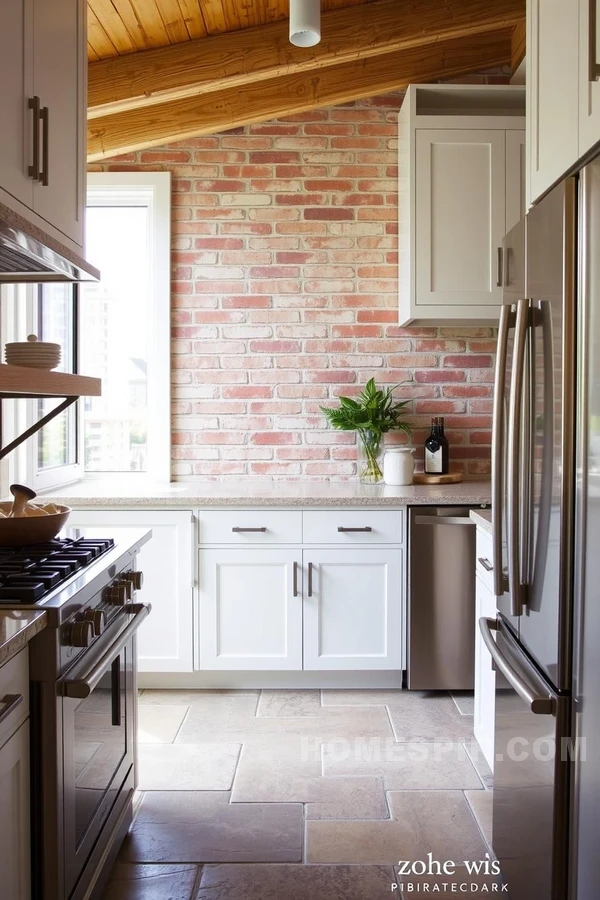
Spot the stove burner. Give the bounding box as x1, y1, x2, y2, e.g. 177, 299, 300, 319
0, 537, 115, 603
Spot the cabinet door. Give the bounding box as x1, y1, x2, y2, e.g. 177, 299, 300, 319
579, 0, 600, 156
32, 0, 85, 246
505, 130, 526, 232
415, 129, 506, 311
527, 0, 579, 205
474, 575, 497, 772
199, 549, 302, 670
67, 509, 194, 673
303, 549, 402, 671
0, 0, 34, 209
0, 721, 31, 900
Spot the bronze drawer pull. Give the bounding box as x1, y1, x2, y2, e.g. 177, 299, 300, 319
232, 527, 267, 533
0, 693, 23, 725
337, 526, 372, 533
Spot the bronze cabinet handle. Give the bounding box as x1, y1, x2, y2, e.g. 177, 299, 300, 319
39, 105, 49, 186
337, 526, 372, 533
28, 96, 40, 180
231, 527, 267, 533
293, 561, 299, 597
307, 562, 313, 597
478, 557, 494, 572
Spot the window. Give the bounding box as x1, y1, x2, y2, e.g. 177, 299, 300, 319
80, 173, 171, 480
0, 172, 171, 493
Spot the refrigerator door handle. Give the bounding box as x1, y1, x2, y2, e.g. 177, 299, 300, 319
479, 617, 556, 715
492, 303, 512, 596
507, 297, 530, 616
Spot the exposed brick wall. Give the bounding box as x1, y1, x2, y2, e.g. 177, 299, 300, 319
92, 92, 497, 480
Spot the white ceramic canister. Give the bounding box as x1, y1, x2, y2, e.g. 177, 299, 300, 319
383, 447, 415, 486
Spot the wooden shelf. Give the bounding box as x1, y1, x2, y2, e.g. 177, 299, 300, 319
0, 364, 101, 397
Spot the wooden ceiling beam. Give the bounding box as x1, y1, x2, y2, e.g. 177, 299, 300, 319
88, 29, 513, 160
88, 0, 524, 117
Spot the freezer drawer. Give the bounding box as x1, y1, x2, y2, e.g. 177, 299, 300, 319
408, 506, 476, 690
480, 617, 569, 900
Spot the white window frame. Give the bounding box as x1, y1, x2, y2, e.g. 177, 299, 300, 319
84, 172, 171, 483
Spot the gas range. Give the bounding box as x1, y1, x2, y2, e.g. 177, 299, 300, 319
0, 535, 116, 604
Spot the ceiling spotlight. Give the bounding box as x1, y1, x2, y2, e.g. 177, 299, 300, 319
289, 0, 321, 47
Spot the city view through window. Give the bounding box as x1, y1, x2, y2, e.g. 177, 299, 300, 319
80, 204, 150, 473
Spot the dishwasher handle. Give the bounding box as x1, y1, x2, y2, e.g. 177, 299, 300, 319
479, 617, 556, 715
413, 515, 476, 526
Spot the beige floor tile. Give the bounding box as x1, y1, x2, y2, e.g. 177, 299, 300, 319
138, 705, 189, 744
194, 864, 396, 899
387, 696, 475, 743
465, 789, 494, 845
231, 741, 388, 817
307, 791, 487, 864
138, 744, 240, 790
256, 690, 321, 717
123, 792, 303, 863
101, 863, 198, 900
139, 690, 258, 715
176, 704, 394, 744
451, 692, 476, 716
322, 740, 483, 790
321, 689, 405, 706
464, 740, 494, 790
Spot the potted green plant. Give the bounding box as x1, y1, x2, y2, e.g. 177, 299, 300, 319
321, 378, 412, 484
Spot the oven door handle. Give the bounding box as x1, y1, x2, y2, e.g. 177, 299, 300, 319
61, 603, 151, 699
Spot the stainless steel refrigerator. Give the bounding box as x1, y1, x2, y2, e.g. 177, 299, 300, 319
485, 158, 600, 899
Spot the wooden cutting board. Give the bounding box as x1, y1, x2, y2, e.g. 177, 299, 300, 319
413, 472, 464, 485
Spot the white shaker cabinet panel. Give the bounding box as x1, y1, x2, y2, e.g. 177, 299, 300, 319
67, 509, 194, 673
0, 0, 34, 211
32, 0, 85, 246
474, 573, 497, 772
199, 549, 303, 670
303, 549, 402, 671
527, 0, 579, 206
0, 720, 31, 900
579, 0, 600, 157
505, 130, 527, 232
414, 129, 506, 309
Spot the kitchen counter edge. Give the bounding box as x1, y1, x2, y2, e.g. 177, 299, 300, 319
41, 480, 491, 508
470, 508, 493, 534
0, 610, 47, 668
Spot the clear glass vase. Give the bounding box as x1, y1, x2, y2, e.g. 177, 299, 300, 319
358, 431, 383, 484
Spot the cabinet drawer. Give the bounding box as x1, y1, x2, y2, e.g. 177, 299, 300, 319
199, 510, 302, 544
475, 528, 495, 594
303, 510, 403, 544
0, 649, 29, 750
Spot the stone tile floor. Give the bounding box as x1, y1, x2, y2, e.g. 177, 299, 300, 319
102, 689, 495, 899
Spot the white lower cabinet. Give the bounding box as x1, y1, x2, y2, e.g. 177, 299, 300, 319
67, 509, 194, 673
474, 572, 497, 771
303, 549, 402, 671
199, 549, 302, 670
0, 719, 30, 900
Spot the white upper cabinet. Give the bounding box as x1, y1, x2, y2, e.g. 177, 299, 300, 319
0, 0, 34, 211
32, 0, 85, 247
527, 0, 579, 206
579, 0, 600, 156
398, 85, 525, 326
0, 0, 86, 249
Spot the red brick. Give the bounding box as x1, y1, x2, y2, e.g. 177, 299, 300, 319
304, 208, 355, 221
252, 432, 301, 445
223, 386, 273, 399
444, 354, 493, 368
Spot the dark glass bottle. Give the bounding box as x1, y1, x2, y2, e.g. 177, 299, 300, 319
424, 416, 449, 475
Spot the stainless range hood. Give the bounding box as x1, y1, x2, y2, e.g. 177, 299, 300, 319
0, 211, 100, 283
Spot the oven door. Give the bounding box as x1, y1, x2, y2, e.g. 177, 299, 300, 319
59, 602, 149, 898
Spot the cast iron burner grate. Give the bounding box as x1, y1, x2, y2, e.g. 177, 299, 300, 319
0, 537, 115, 603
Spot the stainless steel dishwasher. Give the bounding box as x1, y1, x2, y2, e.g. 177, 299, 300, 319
407, 506, 478, 690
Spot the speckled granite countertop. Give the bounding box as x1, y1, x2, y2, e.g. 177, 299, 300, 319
0, 610, 46, 667
41, 479, 491, 508
470, 508, 493, 534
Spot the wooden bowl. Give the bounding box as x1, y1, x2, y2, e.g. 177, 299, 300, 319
0, 502, 71, 546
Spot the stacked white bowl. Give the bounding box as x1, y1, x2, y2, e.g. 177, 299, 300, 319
5, 334, 61, 370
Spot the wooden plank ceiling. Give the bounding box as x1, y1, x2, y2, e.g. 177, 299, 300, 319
87, 0, 525, 160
